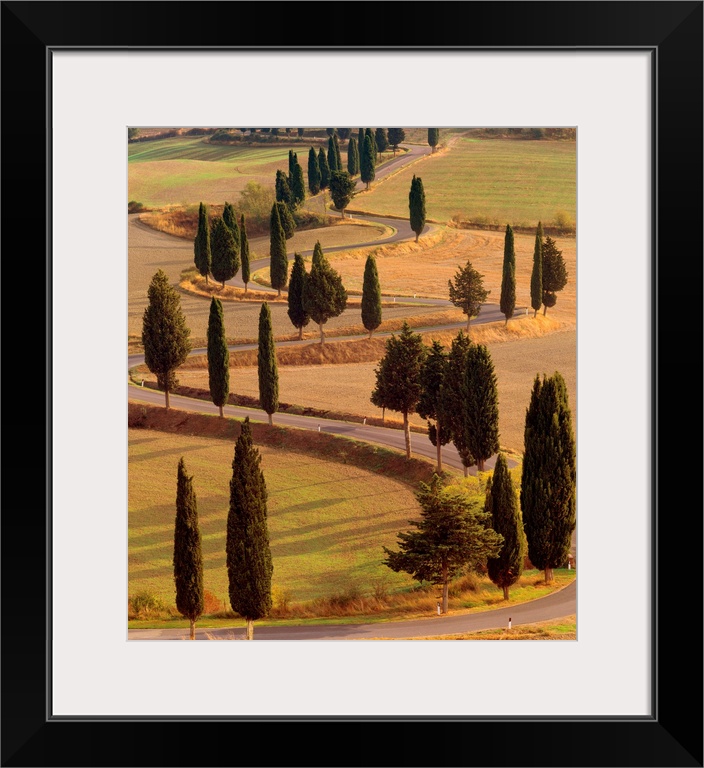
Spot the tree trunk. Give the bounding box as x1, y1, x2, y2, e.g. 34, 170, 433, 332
503, 585, 509, 601
543, 305, 547, 316
205, 275, 209, 284
278, 288, 281, 297
244, 283, 248, 294
222, 280, 226, 289
403, 411, 411, 459
246, 619, 254, 640
368, 329, 373, 339
319, 322, 325, 344
534, 308, 537, 317
544, 567, 554, 584
415, 232, 419, 243
219, 404, 224, 418
466, 315, 471, 332
436, 423, 442, 473
341, 207, 345, 219
268, 413, 273, 426
382, 407, 385, 424
298, 326, 303, 340
505, 316, 508, 326
190, 619, 196, 640
463, 464, 468, 478
165, 389, 170, 410
442, 562, 449, 614
366, 181, 370, 190
477, 457, 485, 471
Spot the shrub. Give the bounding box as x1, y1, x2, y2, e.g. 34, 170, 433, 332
128, 200, 145, 213
129, 590, 167, 617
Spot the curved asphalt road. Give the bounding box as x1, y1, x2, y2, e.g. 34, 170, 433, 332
129, 141, 575, 639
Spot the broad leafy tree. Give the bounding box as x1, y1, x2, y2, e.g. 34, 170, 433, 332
448, 260, 489, 332
194, 202, 211, 283
387, 127, 406, 155
500, 224, 516, 325
409, 175, 426, 242
287, 253, 310, 339
541, 235, 568, 314
302, 241, 347, 343
207, 297, 229, 417
257, 302, 279, 425
370, 322, 426, 459
384, 474, 503, 613
417, 340, 450, 473
361, 254, 382, 338
226, 417, 273, 640
486, 452, 526, 600
174, 458, 204, 640
210, 216, 240, 288
329, 170, 356, 218
530, 222, 543, 316
520, 372, 576, 584
142, 269, 191, 408
269, 203, 288, 296
464, 343, 500, 471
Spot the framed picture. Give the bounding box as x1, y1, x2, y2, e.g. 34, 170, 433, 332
5, 1, 701, 765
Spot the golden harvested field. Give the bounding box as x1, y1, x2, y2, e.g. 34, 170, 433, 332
157, 329, 576, 454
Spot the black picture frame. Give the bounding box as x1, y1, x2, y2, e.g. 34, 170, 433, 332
2, 2, 702, 766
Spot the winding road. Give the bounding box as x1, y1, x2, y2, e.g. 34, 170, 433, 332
128, 141, 576, 639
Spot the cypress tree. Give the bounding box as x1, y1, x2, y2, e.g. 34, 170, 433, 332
240, 214, 250, 294
174, 458, 204, 640
329, 170, 356, 219
210, 216, 240, 288
257, 302, 279, 425
276, 201, 296, 240
520, 372, 576, 584
530, 222, 544, 317
141, 269, 191, 408
194, 202, 211, 284
486, 452, 526, 600
337, 128, 351, 140
417, 340, 450, 473
361, 254, 382, 339
428, 128, 440, 152
387, 128, 406, 155
207, 297, 229, 417
298, 128, 304, 137
275, 169, 293, 207
500, 224, 516, 325
287, 253, 310, 339
357, 128, 365, 158
375, 127, 389, 155
347, 137, 360, 176
302, 241, 347, 343
327, 134, 339, 172
318, 147, 330, 190
288, 149, 296, 181
464, 343, 500, 471
226, 417, 273, 640
408, 174, 426, 242
308, 147, 321, 195
360, 134, 376, 190
440, 331, 475, 476
365, 127, 377, 164
291, 160, 306, 208
333, 132, 342, 171
370, 322, 426, 459
269, 203, 288, 296
541, 235, 568, 314
223, 201, 240, 252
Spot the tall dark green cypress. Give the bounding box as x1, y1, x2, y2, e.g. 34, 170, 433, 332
360, 134, 376, 190
327, 134, 339, 172
174, 458, 204, 640
276, 201, 296, 240
500, 224, 516, 325
347, 137, 360, 176
210, 216, 240, 288
464, 343, 500, 472
486, 452, 526, 600
269, 203, 288, 296
375, 127, 389, 154
308, 147, 321, 195
417, 340, 450, 473
257, 303, 279, 425
333, 133, 342, 171
287, 253, 310, 339
530, 221, 544, 317
226, 417, 273, 640
275, 169, 293, 207
318, 147, 330, 190
361, 254, 382, 339
408, 175, 426, 242
302, 241, 348, 343
365, 128, 377, 164
240, 215, 250, 293
440, 331, 475, 476
428, 128, 440, 152
520, 372, 576, 584
194, 202, 211, 284
291, 160, 305, 208
541, 236, 568, 315
288, 149, 296, 180
222, 202, 240, 252
142, 269, 192, 408
207, 297, 229, 417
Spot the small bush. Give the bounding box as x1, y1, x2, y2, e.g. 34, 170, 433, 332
128, 200, 145, 213
129, 590, 167, 618
202, 589, 222, 615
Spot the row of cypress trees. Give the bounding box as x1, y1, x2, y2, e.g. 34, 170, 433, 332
173, 417, 273, 641
194, 202, 251, 291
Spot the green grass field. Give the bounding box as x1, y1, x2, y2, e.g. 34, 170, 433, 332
355, 138, 576, 227
129, 428, 421, 606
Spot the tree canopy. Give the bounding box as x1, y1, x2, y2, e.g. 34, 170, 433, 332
329, 170, 356, 218
302, 241, 347, 343
448, 260, 489, 332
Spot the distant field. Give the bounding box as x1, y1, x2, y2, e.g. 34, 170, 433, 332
354, 138, 576, 227
129, 429, 420, 605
